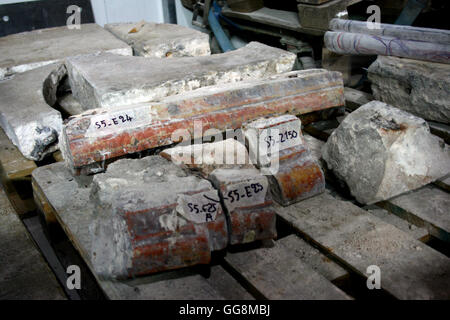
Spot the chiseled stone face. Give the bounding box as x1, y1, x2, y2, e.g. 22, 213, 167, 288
322, 101, 450, 204
368, 56, 450, 124
0, 23, 132, 80
105, 22, 211, 58
66, 42, 296, 110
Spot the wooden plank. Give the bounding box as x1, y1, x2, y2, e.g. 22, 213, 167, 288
377, 185, 450, 243
277, 234, 348, 282
0, 185, 65, 300
276, 192, 450, 299
0, 124, 37, 180
31, 162, 238, 300
224, 239, 350, 300
222, 6, 304, 33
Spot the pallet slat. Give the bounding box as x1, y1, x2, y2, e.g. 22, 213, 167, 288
0, 185, 65, 300
276, 192, 450, 300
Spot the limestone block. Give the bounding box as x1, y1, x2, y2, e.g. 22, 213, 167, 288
322, 101, 450, 204
65, 42, 296, 110
90, 156, 228, 279
0, 24, 132, 80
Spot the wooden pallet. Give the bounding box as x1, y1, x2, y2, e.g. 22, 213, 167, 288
32, 162, 355, 300
0, 184, 65, 299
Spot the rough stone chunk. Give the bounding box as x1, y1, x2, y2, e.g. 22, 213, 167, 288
244, 115, 325, 206
0, 64, 63, 160
66, 42, 296, 110
322, 101, 450, 204
210, 168, 277, 245
368, 56, 450, 124
90, 156, 228, 279
0, 24, 132, 80
105, 22, 210, 58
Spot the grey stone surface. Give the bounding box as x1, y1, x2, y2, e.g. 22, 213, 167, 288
322, 101, 450, 204
32, 162, 227, 299
368, 56, 450, 124
66, 42, 296, 110
0, 63, 63, 160
90, 156, 224, 279
105, 22, 210, 58
0, 24, 132, 80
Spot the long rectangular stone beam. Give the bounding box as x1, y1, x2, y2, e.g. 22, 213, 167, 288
65, 41, 296, 110
0, 24, 132, 80
61, 69, 344, 173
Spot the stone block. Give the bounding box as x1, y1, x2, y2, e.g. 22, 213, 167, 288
0, 64, 63, 160
65, 42, 296, 110
105, 22, 210, 58
61, 69, 344, 173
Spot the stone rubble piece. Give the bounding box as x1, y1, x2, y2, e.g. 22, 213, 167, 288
0, 24, 132, 80
61, 69, 344, 173
65, 41, 297, 110
90, 156, 228, 279
322, 101, 450, 205
368, 56, 450, 124
0, 63, 64, 160
105, 22, 210, 58
162, 139, 276, 245
210, 168, 277, 245
244, 115, 325, 206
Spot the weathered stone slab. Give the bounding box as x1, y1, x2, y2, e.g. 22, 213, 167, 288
344, 87, 373, 111
276, 192, 450, 299
224, 238, 350, 299
0, 24, 132, 80
0, 185, 65, 300
90, 156, 228, 279
61, 69, 344, 173
378, 185, 450, 242
325, 31, 450, 64
32, 162, 227, 299
368, 56, 450, 124
322, 101, 450, 205
0, 63, 63, 160
66, 42, 296, 110
210, 168, 277, 245
105, 22, 210, 58
303, 133, 325, 167
244, 115, 325, 206
277, 234, 348, 282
